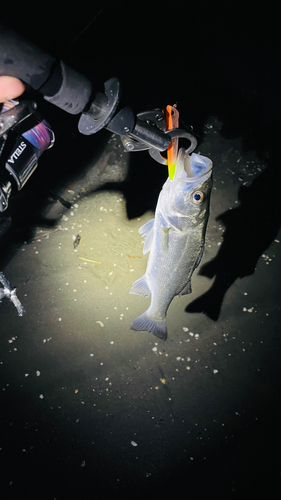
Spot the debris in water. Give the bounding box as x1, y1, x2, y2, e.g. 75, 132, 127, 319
73, 234, 81, 248
96, 321, 104, 327
78, 257, 101, 264
243, 307, 254, 313
0, 272, 25, 316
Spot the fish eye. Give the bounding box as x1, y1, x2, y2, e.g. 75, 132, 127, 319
191, 191, 204, 204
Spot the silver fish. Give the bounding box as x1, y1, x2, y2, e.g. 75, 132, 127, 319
130, 149, 213, 340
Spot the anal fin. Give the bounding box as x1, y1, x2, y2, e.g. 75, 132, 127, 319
130, 275, 150, 297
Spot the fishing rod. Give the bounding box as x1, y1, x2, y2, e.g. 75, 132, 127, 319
0, 22, 197, 315
0, 23, 197, 213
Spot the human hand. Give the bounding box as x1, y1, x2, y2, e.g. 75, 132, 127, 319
0, 76, 25, 103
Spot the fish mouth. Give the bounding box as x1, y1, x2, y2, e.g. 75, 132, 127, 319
177, 150, 213, 182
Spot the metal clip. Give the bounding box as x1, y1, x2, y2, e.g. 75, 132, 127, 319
120, 108, 170, 152
148, 128, 197, 164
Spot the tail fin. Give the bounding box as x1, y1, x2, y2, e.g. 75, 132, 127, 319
130, 311, 167, 341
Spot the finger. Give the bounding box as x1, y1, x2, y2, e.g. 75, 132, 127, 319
0, 76, 25, 103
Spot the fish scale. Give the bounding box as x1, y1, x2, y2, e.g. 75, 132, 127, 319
130, 149, 213, 340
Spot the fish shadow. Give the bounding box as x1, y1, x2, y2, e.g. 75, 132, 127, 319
91, 149, 168, 219
186, 149, 281, 320
0, 98, 111, 270
181, 41, 281, 321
